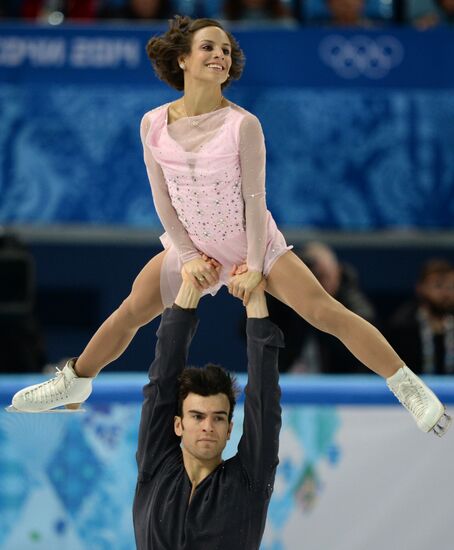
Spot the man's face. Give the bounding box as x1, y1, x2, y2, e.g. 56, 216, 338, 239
174, 393, 232, 462
417, 272, 451, 316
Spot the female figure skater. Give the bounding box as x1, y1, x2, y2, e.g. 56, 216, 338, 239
11, 16, 450, 436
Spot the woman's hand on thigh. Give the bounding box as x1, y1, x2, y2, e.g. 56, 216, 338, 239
182, 255, 221, 291
228, 267, 263, 306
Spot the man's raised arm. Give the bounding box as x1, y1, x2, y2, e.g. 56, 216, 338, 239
136, 280, 201, 477
237, 280, 285, 492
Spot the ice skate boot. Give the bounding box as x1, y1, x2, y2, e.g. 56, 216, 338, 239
7, 359, 93, 413
387, 365, 451, 437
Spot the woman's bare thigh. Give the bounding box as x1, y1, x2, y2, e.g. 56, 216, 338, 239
266, 250, 341, 329
126, 250, 167, 323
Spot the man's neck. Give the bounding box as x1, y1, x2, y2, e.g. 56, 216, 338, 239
181, 447, 223, 488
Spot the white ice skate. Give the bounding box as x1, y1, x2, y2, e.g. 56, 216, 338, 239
6, 359, 93, 413
387, 365, 451, 437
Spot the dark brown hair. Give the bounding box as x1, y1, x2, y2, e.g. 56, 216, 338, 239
177, 364, 240, 422
146, 15, 245, 91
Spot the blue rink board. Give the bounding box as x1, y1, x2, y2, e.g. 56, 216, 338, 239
2, 374, 454, 405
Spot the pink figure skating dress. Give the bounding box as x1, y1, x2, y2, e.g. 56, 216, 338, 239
141, 101, 292, 306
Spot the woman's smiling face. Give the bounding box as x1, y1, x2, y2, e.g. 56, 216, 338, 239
180, 26, 232, 86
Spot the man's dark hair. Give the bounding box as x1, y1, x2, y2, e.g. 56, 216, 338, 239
177, 364, 240, 422
418, 259, 452, 283
146, 15, 245, 91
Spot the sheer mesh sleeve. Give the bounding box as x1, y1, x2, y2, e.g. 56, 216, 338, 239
239, 114, 268, 273
140, 116, 200, 264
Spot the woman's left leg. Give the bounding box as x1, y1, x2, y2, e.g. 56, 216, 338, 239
267, 251, 401, 378
266, 251, 451, 435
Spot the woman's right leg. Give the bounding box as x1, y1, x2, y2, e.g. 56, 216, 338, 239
75, 250, 167, 377
10, 251, 167, 411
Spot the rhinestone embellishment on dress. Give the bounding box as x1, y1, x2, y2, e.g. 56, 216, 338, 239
166, 165, 244, 243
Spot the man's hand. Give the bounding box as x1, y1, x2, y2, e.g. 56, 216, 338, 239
228, 264, 263, 306
182, 254, 222, 291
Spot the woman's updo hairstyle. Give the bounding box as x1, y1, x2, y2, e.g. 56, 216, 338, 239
146, 15, 245, 91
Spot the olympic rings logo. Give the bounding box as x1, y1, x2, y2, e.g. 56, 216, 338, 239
319, 35, 404, 79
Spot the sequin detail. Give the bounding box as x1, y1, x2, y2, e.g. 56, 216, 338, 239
165, 167, 244, 243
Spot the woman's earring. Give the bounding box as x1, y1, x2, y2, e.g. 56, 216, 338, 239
180, 63, 185, 70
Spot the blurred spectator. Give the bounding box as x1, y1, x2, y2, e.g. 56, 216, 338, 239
324, 0, 373, 26
409, 0, 454, 27
387, 259, 454, 375
0, 1, 21, 18
446, 266, 454, 314
98, 0, 172, 19
223, 0, 296, 22
0, 231, 47, 373
267, 242, 377, 373
436, 0, 454, 22
0, 0, 97, 21
171, 0, 224, 19
296, 0, 391, 25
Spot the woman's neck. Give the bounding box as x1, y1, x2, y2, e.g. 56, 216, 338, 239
182, 85, 224, 116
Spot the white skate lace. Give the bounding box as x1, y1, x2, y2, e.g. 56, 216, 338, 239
392, 375, 428, 419
24, 368, 73, 404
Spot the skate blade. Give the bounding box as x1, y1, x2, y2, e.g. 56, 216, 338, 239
431, 412, 451, 437
4, 405, 86, 414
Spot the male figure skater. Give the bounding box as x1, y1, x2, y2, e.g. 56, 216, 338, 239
133, 270, 284, 550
